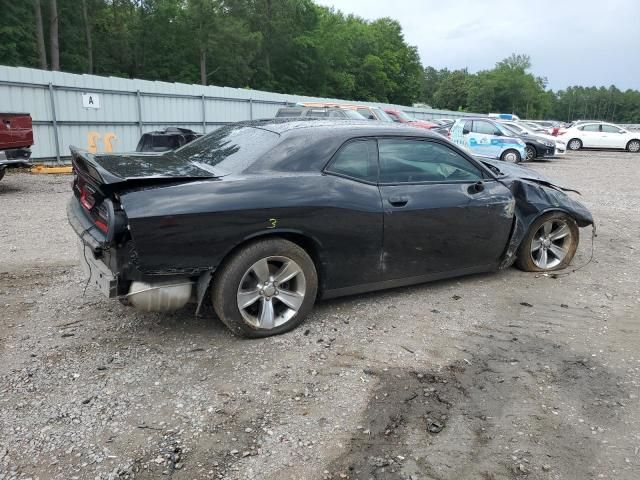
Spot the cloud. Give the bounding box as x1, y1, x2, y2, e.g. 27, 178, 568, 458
314, 0, 640, 90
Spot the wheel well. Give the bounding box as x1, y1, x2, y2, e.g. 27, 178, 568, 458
627, 139, 640, 146
214, 232, 324, 287
501, 148, 520, 159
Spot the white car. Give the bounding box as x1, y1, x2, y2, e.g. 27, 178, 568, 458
501, 121, 566, 156
559, 122, 640, 152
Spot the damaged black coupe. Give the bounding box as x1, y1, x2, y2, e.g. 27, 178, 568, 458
67, 119, 594, 337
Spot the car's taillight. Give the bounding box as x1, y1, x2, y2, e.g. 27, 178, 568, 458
80, 189, 95, 210
95, 201, 112, 235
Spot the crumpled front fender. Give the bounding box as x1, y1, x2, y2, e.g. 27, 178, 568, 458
499, 178, 594, 269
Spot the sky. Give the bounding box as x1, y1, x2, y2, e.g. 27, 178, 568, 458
315, 0, 640, 91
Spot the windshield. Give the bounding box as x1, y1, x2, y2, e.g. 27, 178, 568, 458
174, 124, 280, 174
503, 123, 526, 135
372, 108, 394, 122
392, 110, 415, 122
343, 109, 367, 119
497, 123, 520, 137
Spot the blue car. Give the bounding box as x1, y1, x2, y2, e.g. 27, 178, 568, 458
450, 118, 527, 163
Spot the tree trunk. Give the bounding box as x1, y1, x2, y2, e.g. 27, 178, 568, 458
49, 0, 60, 71
33, 0, 48, 70
81, 0, 93, 74
200, 48, 207, 86
264, 0, 272, 78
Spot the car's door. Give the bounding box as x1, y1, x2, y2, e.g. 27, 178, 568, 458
579, 124, 602, 147
467, 120, 503, 158
322, 139, 384, 287
377, 138, 514, 280
600, 124, 627, 148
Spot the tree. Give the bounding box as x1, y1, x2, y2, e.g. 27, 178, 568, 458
81, 0, 92, 73
49, 0, 59, 70
34, 0, 48, 69
433, 69, 470, 111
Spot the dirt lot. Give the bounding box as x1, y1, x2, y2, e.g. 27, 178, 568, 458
1, 150, 639, 480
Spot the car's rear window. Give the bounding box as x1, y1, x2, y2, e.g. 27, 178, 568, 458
174, 125, 280, 174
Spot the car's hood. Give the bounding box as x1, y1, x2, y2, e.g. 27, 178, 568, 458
479, 157, 550, 181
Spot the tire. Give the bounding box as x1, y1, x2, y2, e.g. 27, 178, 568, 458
500, 149, 521, 163
212, 238, 318, 338
0, 168, 5, 182
515, 211, 579, 272
567, 138, 582, 151
525, 145, 537, 161
626, 139, 640, 152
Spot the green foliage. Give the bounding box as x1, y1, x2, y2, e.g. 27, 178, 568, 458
0, 3, 638, 122
0, 0, 423, 104
423, 53, 640, 122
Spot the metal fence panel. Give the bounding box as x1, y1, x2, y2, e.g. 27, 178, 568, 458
0, 65, 486, 162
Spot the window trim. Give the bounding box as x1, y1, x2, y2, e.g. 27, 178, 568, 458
376, 136, 492, 186
323, 137, 380, 186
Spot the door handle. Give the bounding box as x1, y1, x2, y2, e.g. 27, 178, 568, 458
388, 196, 409, 207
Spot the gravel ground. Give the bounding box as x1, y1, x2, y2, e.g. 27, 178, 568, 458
1, 150, 639, 480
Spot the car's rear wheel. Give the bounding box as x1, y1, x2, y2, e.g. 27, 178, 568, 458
568, 138, 582, 151
525, 145, 537, 161
500, 149, 521, 163
515, 212, 579, 272
212, 238, 318, 338
626, 139, 640, 152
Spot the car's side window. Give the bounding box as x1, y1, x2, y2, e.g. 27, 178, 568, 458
472, 121, 500, 136
602, 125, 622, 133
378, 139, 484, 184
326, 139, 378, 183
582, 124, 600, 132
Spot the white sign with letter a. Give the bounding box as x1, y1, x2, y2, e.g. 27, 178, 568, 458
82, 93, 100, 109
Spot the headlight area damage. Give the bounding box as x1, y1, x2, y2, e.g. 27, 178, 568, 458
498, 176, 595, 269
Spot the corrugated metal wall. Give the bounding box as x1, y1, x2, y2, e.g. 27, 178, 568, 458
0, 66, 485, 162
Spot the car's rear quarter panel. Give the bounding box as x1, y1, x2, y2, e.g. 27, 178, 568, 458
119, 174, 383, 291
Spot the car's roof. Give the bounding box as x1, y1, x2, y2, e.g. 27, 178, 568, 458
453, 117, 497, 122
242, 117, 439, 138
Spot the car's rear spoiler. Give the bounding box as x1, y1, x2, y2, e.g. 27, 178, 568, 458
70, 146, 124, 186
69, 146, 218, 191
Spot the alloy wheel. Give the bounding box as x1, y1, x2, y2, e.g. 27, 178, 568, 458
525, 146, 535, 161
628, 140, 640, 152
568, 139, 581, 150
236, 256, 306, 329
530, 219, 573, 270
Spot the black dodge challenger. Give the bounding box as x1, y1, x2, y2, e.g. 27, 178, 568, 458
67, 119, 594, 337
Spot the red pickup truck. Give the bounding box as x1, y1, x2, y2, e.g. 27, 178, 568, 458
0, 112, 33, 181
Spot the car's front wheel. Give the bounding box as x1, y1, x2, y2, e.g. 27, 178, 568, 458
627, 139, 640, 152
515, 212, 579, 272
212, 238, 318, 337
568, 138, 582, 151
525, 145, 537, 161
